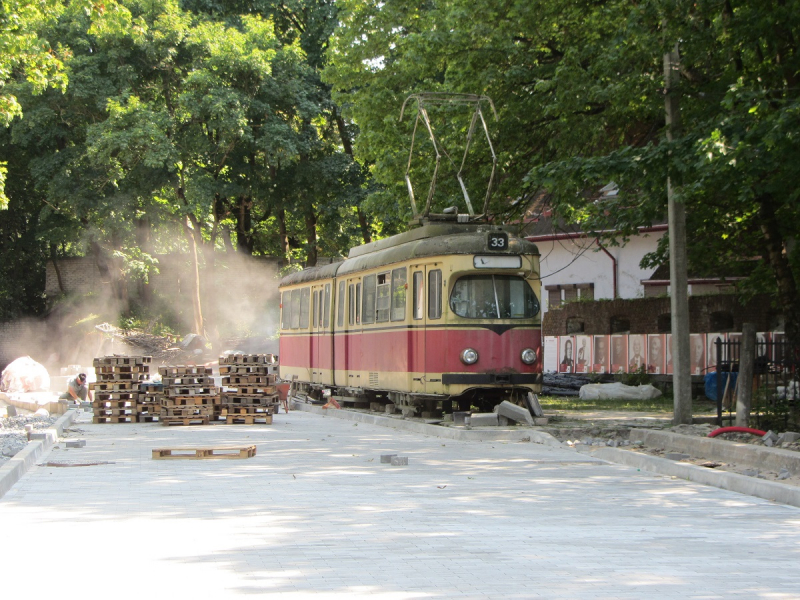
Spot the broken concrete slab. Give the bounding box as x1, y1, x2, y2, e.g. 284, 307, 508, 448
470, 413, 499, 427
665, 452, 690, 461
453, 412, 469, 426
778, 432, 800, 444
494, 400, 533, 426
380, 454, 397, 463
391, 456, 408, 466
762, 430, 779, 443
6, 405, 17, 417
65, 440, 86, 448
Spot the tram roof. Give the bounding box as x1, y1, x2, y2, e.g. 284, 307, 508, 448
279, 222, 539, 287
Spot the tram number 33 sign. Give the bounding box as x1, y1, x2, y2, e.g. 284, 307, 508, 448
488, 232, 508, 250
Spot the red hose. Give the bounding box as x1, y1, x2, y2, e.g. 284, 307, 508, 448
708, 426, 766, 438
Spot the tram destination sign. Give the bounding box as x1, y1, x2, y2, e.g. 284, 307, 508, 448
473, 255, 522, 269
487, 231, 508, 251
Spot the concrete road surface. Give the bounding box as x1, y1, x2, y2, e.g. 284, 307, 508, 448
3, 410, 800, 599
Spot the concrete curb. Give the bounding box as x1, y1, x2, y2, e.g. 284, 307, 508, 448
629, 429, 800, 475
290, 401, 562, 446
0, 409, 78, 500
579, 446, 800, 509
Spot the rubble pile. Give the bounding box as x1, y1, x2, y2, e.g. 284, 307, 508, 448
0, 414, 59, 463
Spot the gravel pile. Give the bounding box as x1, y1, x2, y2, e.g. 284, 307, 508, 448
0, 414, 59, 464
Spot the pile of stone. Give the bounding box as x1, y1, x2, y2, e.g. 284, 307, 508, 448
0, 414, 59, 463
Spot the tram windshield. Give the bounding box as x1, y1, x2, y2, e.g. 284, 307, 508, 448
449, 275, 539, 319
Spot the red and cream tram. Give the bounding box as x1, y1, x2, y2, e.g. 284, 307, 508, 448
278, 221, 542, 416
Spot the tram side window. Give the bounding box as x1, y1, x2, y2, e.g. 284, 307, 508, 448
337, 281, 345, 327
391, 267, 407, 321
348, 284, 355, 325
324, 284, 331, 328
412, 272, 424, 320
290, 289, 301, 329
317, 290, 323, 327
281, 292, 288, 329
363, 274, 377, 324
376, 272, 390, 322
356, 283, 361, 324
428, 269, 442, 319
299, 287, 310, 329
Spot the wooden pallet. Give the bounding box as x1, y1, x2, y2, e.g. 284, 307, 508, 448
152, 445, 256, 460
95, 392, 141, 402
161, 396, 218, 407
96, 372, 147, 382
137, 415, 160, 423
221, 375, 275, 386
92, 415, 136, 424
161, 406, 214, 418
219, 354, 276, 365
160, 417, 210, 426
91, 381, 140, 392
93, 408, 137, 417
162, 376, 215, 386
158, 366, 213, 377
93, 399, 138, 408
221, 394, 277, 404
93, 356, 152, 367
225, 414, 273, 425
218, 365, 269, 375
165, 387, 216, 397
95, 365, 150, 374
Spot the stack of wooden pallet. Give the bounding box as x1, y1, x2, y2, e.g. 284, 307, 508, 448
158, 365, 218, 426
91, 356, 152, 423
139, 381, 163, 423
219, 354, 278, 424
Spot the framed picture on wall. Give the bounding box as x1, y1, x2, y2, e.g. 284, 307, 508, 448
575, 335, 592, 373
559, 336, 575, 373
593, 335, 610, 373
690, 333, 706, 375
610, 335, 627, 374
647, 334, 665, 374
628, 334, 646, 373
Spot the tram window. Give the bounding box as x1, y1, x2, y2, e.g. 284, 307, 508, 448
412, 272, 424, 320
356, 283, 361, 324
449, 275, 540, 319
428, 269, 442, 320
281, 292, 288, 329
391, 267, 407, 321
348, 284, 355, 326
363, 274, 376, 324
337, 281, 345, 327
324, 284, 331, 328
290, 289, 301, 329
299, 287, 310, 329
376, 272, 390, 322
312, 291, 318, 328
317, 290, 323, 327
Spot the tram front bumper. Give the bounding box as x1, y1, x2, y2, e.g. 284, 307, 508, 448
441, 373, 542, 385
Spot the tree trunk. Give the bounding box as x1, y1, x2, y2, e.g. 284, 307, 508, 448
50, 244, 65, 294
236, 195, 253, 255
183, 215, 205, 337
758, 194, 800, 347
334, 111, 372, 244
277, 207, 290, 262
305, 208, 318, 267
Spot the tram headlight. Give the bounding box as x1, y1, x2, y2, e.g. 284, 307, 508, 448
460, 348, 479, 365
521, 348, 537, 365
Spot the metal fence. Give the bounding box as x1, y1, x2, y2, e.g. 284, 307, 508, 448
715, 337, 800, 429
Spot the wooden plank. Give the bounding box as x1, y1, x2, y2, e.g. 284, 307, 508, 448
152, 445, 256, 460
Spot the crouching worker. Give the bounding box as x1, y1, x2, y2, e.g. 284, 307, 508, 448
60, 373, 93, 404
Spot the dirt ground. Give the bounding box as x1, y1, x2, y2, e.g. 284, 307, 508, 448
542, 411, 800, 488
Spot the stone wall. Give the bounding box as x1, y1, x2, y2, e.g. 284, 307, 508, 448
542, 294, 776, 336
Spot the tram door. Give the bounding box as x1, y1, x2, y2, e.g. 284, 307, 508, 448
410, 264, 443, 394
310, 284, 329, 384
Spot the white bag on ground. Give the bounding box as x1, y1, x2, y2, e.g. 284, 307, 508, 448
579, 382, 662, 401
0, 356, 51, 393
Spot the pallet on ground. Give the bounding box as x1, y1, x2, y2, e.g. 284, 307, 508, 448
224, 405, 274, 415
93, 408, 137, 417
94, 391, 142, 402
137, 414, 160, 423
225, 413, 273, 425
152, 445, 256, 460
93, 399, 138, 410
92, 415, 136, 424
161, 406, 214, 418
160, 416, 210, 426
220, 393, 277, 405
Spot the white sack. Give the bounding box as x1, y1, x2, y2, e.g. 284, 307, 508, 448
0, 356, 51, 393
579, 382, 662, 401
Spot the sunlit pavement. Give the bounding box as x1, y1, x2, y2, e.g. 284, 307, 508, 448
3, 411, 800, 599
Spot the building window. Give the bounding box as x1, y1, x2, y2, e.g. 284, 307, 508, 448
610, 316, 630, 334
566, 318, 585, 334
710, 311, 734, 332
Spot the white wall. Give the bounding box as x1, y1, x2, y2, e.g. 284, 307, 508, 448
535, 230, 665, 315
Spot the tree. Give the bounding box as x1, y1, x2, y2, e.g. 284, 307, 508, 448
326, 0, 800, 344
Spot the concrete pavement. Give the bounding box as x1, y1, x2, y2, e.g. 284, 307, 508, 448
3, 410, 800, 599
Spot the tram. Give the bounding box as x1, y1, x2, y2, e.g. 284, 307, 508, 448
278, 94, 542, 416
278, 221, 542, 416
